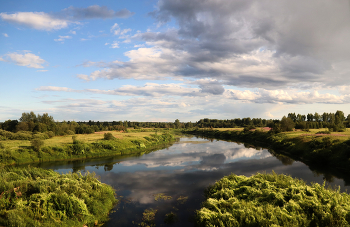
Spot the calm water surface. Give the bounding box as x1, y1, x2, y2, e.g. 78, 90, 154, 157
37, 136, 350, 226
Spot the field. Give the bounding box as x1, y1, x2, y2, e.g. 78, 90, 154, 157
0, 129, 175, 165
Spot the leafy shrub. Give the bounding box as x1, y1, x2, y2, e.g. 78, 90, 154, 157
197, 172, 350, 227
316, 130, 331, 134
46, 131, 55, 138
104, 132, 115, 140
33, 132, 49, 140
0, 166, 117, 226
31, 139, 44, 151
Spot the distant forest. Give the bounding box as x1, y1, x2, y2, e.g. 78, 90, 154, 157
1, 111, 350, 138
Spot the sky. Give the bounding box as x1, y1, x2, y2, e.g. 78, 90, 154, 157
1, 0, 350, 122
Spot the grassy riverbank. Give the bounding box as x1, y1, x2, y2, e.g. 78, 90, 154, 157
183, 128, 350, 172
197, 172, 350, 226
0, 166, 116, 227
0, 130, 175, 165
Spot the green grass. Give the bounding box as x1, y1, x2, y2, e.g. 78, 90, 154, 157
197, 172, 350, 227
0, 130, 175, 165
0, 166, 116, 227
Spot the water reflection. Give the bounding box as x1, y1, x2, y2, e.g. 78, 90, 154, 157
36, 136, 350, 227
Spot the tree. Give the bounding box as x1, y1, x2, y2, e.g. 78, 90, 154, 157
314, 112, 321, 122
174, 119, 181, 129
287, 113, 297, 122
307, 113, 313, 122
280, 116, 295, 131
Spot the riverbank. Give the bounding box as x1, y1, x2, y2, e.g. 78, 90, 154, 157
183, 128, 350, 173
0, 166, 116, 227
196, 172, 350, 226
0, 130, 175, 165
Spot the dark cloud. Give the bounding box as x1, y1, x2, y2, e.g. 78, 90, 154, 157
59, 5, 134, 19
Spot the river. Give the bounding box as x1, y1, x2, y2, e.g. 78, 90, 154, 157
32, 136, 350, 226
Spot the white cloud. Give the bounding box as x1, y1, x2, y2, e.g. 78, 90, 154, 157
3, 33, 8, 37
80, 38, 89, 41
0, 12, 69, 30
1, 51, 46, 68
110, 23, 120, 35
121, 28, 131, 35
69, 30, 76, 35
110, 41, 119, 48
76, 74, 90, 81
54, 35, 72, 42
37, 70, 48, 72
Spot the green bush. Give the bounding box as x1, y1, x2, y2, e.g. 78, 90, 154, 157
316, 131, 331, 134
197, 172, 350, 227
31, 139, 44, 151
104, 132, 115, 140
0, 166, 117, 226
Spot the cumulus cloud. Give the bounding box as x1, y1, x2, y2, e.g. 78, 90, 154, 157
0, 12, 69, 30
0, 5, 134, 31
3, 33, 9, 37
1, 51, 46, 68
78, 0, 350, 90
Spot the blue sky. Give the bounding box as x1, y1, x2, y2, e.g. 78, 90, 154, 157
1, 0, 350, 122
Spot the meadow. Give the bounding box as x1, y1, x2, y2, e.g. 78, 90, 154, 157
0, 129, 175, 165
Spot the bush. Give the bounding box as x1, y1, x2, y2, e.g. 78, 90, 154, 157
197, 172, 350, 227
0, 166, 117, 226
104, 132, 115, 140
316, 130, 331, 134
46, 131, 55, 138
31, 139, 44, 151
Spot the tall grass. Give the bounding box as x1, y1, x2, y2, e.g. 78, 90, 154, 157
197, 172, 350, 227
0, 166, 116, 227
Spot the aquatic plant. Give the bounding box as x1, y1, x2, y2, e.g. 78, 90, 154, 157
0, 166, 117, 227
197, 172, 350, 227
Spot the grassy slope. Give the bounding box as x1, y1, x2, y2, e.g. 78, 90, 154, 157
0, 166, 116, 227
0, 129, 175, 165
197, 172, 350, 227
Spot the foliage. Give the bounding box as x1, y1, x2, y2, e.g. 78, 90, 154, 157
197, 172, 350, 227
104, 132, 115, 140
316, 131, 331, 134
31, 139, 44, 151
0, 166, 116, 227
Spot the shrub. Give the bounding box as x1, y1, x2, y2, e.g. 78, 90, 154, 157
104, 132, 115, 140
31, 139, 44, 151
0, 166, 117, 226
197, 172, 350, 227
316, 130, 331, 134
46, 131, 55, 138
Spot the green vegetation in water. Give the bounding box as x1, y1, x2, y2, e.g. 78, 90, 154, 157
0, 166, 117, 227
139, 208, 157, 227
177, 196, 188, 204
197, 172, 350, 227
154, 193, 172, 201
